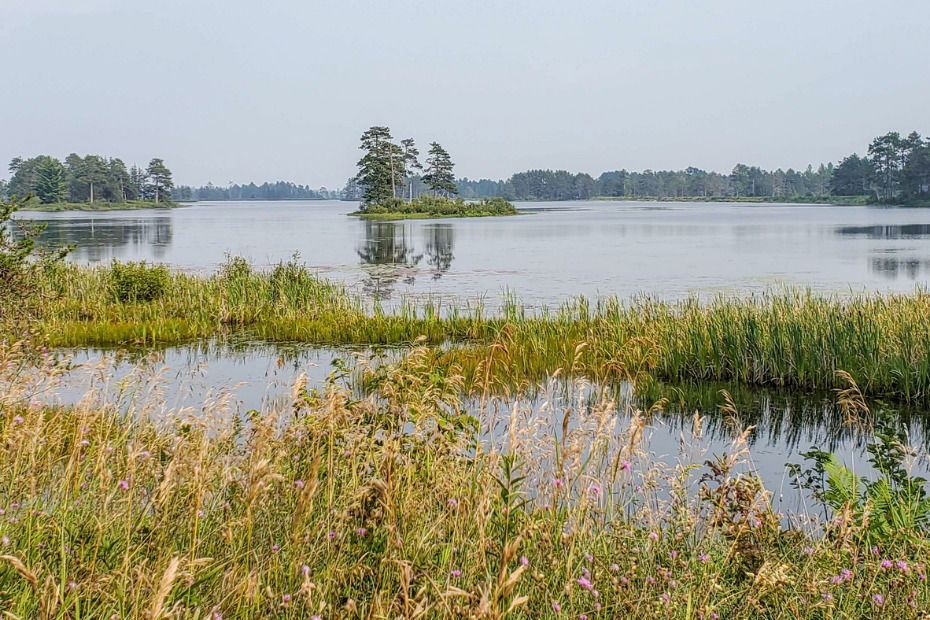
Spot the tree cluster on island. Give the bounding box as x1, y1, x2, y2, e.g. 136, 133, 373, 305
172, 181, 339, 202
1, 155, 174, 206
349, 126, 517, 218
450, 130, 930, 205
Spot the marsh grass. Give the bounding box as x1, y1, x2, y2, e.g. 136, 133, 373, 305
0, 339, 929, 618
16, 258, 930, 401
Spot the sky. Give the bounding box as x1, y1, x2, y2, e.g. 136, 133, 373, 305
1, 0, 928, 188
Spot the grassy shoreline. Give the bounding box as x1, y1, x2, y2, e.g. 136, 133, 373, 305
349, 211, 523, 220
14, 259, 930, 401
1, 336, 928, 618
19, 199, 185, 212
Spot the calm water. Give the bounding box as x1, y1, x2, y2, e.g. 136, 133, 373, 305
32, 342, 927, 517
15, 200, 930, 509
17, 200, 930, 307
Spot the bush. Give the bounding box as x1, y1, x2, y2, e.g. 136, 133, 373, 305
358, 196, 518, 217
109, 260, 169, 302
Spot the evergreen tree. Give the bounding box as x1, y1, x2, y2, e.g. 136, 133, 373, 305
81, 155, 109, 203
356, 126, 397, 207
401, 138, 422, 201
422, 142, 457, 197
145, 158, 173, 204
33, 156, 65, 204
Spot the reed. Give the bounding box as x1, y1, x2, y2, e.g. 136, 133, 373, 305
16, 259, 930, 400
0, 339, 927, 618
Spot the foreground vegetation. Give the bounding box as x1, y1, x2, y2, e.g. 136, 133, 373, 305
1, 336, 929, 618
3, 256, 929, 401
352, 196, 519, 219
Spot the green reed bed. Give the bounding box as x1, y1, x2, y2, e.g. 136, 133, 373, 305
18, 259, 930, 401
0, 339, 928, 619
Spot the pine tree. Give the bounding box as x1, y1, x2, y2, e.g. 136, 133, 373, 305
33, 156, 65, 204
401, 138, 422, 201
356, 126, 398, 207
422, 142, 457, 197
145, 159, 173, 204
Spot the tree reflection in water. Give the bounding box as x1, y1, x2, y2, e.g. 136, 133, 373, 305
356, 220, 456, 299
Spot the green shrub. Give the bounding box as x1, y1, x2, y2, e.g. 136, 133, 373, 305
109, 260, 169, 302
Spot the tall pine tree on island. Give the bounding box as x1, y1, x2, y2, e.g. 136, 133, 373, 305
145, 159, 173, 204
422, 142, 457, 197
356, 126, 400, 208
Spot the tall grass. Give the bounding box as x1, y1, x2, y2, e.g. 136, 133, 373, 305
0, 339, 928, 618
18, 258, 930, 400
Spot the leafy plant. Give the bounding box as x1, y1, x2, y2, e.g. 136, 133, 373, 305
109, 259, 170, 302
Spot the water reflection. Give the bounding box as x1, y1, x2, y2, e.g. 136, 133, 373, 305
34, 217, 173, 263
356, 221, 455, 298
869, 256, 930, 280
836, 224, 930, 239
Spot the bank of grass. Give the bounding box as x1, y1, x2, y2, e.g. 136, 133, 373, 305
351, 196, 519, 219
16, 258, 930, 401
0, 338, 928, 618
19, 198, 184, 211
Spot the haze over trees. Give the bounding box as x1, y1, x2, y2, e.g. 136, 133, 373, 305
171, 182, 338, 201
3, 155, 175, 205
455, 130, 930, 205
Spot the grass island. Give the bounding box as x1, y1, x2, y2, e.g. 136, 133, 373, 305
350, 195, 519, 219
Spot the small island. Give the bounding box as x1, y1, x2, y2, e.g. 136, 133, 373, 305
348, 126, 519, 219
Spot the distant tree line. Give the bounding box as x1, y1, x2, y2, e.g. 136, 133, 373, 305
1, 155, 173, 205
172, 182, 339, 202
454, 130, 930, 205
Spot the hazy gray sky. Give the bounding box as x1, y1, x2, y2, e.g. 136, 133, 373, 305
2, 0, 928, 188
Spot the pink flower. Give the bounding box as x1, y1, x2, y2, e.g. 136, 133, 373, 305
649, 531, 659, 541
12, 416, 23, 424
356, 528, 367, 537
699, 553, 709, 563
448, 498, 458, 508
552, 603, 561, 612
610, 563, 619, 571
451, 569, 461, 578
302, 565, 310, 576
327, 530, 336, 540
282, 594, 291, 603
881, 559, 892, 570
117, 480, 129, 491
272, 544, 279, 552
294, 480, 305, 489
576, 577, 593, 590
588, 483, 602, 497
620, 460, 631, 472
520, 556, 529, 566
803, 547, 815, 555
873, 594, 884, 606
553, 478, 564, 489
896, 561, 909, 572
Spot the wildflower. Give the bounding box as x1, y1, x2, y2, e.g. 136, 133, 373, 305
1, 537, 8, 546
660, 593, 670, 604
620, 460, 631, 472
649, 531, 659, 541
579, 615, 588, 620
896, 560, 909, 572
272, 544, 280, 552
698, 553, 709, 564
448, 498, 458, 508
282, 594, 291, 603
588, 483, 602, 497
294, 480, 305, 489
647, 577, 655, 585
585, 553, 594, 563
553, 478, 564, 489
595, 602, 601, 612
610, 563, 619, 571
451, 569, 461, 578
29, 400, 40, 408
302, 565, 310, 576
803, 547, 815, 555
67, 580, 77, 590
213, 613, 223, 620
356, 528, 367, 537
670, 550, 678, 559
117, 480, 129, 491
80, 440, 90, 446
327, 530, 336, 540
12, 416, 23, 424
620, 576, 629, 584
576, 577, 593, 590
881, 559, 892, 570
582, 567, 590, 579
871, 546, 879, 555
520, 556, 529, 566
822, 592, 834, 603
552, 603, 561, 612
873, 594, 884, 606
312, 617, 321, 620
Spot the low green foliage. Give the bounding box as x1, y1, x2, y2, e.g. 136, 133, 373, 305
355, 196, 518, 219
109, 260, 171, 302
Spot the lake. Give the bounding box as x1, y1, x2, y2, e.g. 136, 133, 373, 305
18, 199, 930, 308
15, 199, 930, 512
